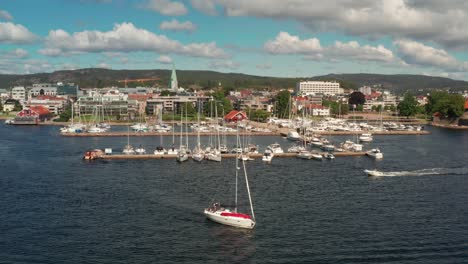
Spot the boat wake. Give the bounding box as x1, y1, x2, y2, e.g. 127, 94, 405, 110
367, 167, 468, 177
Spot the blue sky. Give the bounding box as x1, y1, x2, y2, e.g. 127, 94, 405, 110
1, 0, 468, 80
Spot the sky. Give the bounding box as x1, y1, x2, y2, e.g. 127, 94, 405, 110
1, 0, 468, 80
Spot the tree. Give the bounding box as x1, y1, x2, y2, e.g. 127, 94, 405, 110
397, 92, 419, 118
180, 102, 196, 116
322, 100, 349, 116
247, 109, 270, 122
426, 91, 465, 118
348, 91, 366, 106
13, 100, 22, 111
275, 90, 291, 118
160, 90, 176, 96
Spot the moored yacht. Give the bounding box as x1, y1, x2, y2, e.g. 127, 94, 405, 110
366, 148, 383, 159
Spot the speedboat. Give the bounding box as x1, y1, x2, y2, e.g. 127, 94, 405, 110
287, 145, 305, 153
324, 153, 335, 160
122, 144, 135, 155
297, 150, 313, 160
366, 148, 383, 159
311, 152, 323, 161
359, 133, 373, 142
262, 149, 273, 162
267, 143, 284, 154
364, 169, 384, 176
154, 146, 166, 155
287, 130, 301, 141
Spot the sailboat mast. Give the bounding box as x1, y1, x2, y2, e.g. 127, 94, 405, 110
185, 103, 188, 148
235, 123, 239, 212
242, 156, 255, 221
215, 103, 221, 149
197, 100, 200, 149
179, 104, 183, 147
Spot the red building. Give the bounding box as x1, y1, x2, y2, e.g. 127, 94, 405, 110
224, 110, 248, 122
14, 106, 51, 125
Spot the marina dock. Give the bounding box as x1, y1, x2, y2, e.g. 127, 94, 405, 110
63, 130, 430, 137
96, 151, 366, 160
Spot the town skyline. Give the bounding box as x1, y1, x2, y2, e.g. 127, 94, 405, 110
1, 0, 468, 80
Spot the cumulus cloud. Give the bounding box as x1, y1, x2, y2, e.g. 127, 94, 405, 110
265, 32, 395, 64
195, 0, 468, 51
140, 0, 188, 16
39, 22, 228, 58
209, 60, 239, 70
0, 22, 36, 44
160, 19, 196, 32
394, 39, 467, 71
264, 32, 321, 54
190, 0, 218, 15
5, 48, 29, 59
0, 10, 13, 21
156, 55, 173, 64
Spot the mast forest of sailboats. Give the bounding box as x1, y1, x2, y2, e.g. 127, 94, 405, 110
177, 104, 189, 162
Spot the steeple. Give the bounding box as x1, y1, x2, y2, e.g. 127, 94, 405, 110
170, 63, 178, 91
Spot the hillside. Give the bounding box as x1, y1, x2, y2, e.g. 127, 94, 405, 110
1, 69, 467, 94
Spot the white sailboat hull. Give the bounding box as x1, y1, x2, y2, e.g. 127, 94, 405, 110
192, 153, 204, 162
206, 153, 222, 162
204, 210, 255, 229
177, 153, 189, 162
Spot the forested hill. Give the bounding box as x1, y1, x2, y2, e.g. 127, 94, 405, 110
1, 69, 467, 94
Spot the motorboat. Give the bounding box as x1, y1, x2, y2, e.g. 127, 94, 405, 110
324, 153, 335, 160
154, 146, 166, 155
359, 133, 373, 142
267, 143, 284, 154
287, 145, 305, 153
311, 152, 323, 161
262, 149, 273, 162
287, 130, 301, 141
297, 150, 313, 160
366, 148, 383, 159
364, 169, 384, 176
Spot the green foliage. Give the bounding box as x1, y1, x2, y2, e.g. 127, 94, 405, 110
397, 92, 419, 117
322, 100, 349, 116
54, 105, 72, 122
160, 90, 176, 96
371, 105, 383, 112
13, 100, 22, 111
180, 102, 196, 116
384, 105, 396, 112
348, 91, 366, 106
426, 91, 465, 118
275, 90, 291, 118
247, 109, 271, 122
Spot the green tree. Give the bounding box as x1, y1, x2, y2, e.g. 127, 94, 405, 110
248, 109, 270, 122
348, 91, 366, 106
322, 100, 349, 116
426, 91, 465, 118
13, 100, 22, 111
160, 90, 176, 96
54, 105, 72, 122
275, 90, 291, 118
397, 92, 419, 118
180, 102, 196, 116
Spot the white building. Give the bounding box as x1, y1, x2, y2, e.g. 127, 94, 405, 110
30, 83, 57, 97
11, 86, 26, 103
296, 81, 343, 96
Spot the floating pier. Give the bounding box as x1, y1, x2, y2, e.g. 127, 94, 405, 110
95, 151, 366, 160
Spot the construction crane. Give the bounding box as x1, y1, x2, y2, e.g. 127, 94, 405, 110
117, 77, 160, 88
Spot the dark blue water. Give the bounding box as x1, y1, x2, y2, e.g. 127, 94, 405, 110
1, 123, 467, 263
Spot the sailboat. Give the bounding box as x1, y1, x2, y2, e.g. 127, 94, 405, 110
191, 101, 205, 162
204, 125, 256, 229
122, 124, 135, 155
205, 101, 222, 162
176, 104, 189, 162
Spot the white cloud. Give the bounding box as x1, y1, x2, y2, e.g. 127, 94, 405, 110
197, 0, 468, 51
156, 55, 173, 64
0, 22, 36, 44
264, 31, 322, 54
328, 41, 395, 63
140, 0, 188, 16
9, 48, 28, 58
40, 22, 228, 59
265, 32, 395, 64
160, 19, 196, 32
23, 59, 53, 74
190, 0, 218, 15
209, 60, 239, 70
0, 10, 13, 21
394, 39, 466, 71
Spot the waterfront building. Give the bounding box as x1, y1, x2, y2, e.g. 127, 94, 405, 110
238, 96, 274, 113
11, 86, 26, 103
27, 95, 67, 115
296, 81, 343, 96
3, 99, 18, 112
224, 110, 248, 122
14, 106, 51, 124
304, 104, 330, 116
146, 95, 210, 115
